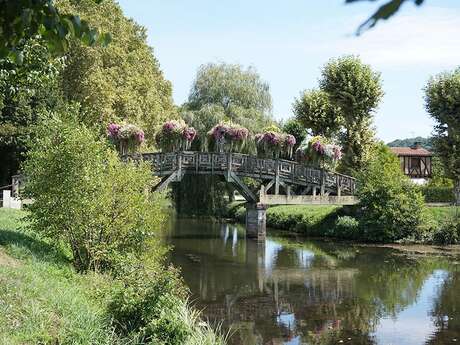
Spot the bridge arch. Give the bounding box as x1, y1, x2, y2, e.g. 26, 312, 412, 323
126, 151, 358, 238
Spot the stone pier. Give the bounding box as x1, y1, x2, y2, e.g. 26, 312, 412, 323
245, 203, 267, 240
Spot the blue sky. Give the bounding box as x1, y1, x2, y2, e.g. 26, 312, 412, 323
117, 0, 460, 142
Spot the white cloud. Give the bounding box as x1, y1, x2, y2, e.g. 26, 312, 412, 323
315, 6, 460, 69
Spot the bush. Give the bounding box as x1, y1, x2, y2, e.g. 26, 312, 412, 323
419, 186, 454, 203
334, 216, 360, 238
357, 143, 426, 242
107, 260, 225, 345
432, 218, 460, 245
23, 111, 165, 272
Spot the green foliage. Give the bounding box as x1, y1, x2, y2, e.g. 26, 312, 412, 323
188, 62, 272, 117
357, 143, 425, 242
432, 218, 460, 245
424, 68, 460, 205
293, 89, 342, 138
0, 209, 225, 345
0, 0, 110, 61
346, 0, 426, 35
0, 38, 63, 185
58, 0, 175, 141
0, 209, 115, 345
320, 55, 383, 175
265, 205, 341, 235
335, 215, 360, 238
419, 186, 455, 203
427, 155, 454, 188
106, 261, 190, 343
177, 62, 274, 216
282, 118, 306, 150
23, 110, 165, 271
387, 136, 433, 151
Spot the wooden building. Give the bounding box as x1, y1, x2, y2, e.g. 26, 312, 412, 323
389, 144, 432, 179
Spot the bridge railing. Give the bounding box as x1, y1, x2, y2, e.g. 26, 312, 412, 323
130, 151, 356, 195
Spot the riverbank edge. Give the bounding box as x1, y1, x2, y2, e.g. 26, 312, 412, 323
220, 202, 459, 244
0, 208, 225, 345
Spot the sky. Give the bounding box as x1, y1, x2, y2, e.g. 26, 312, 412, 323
117, 0, 460, 142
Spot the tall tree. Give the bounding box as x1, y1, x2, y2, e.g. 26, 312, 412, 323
175, 62, 273, 216
0, 0, 110, 61
57, 0, 175, 141
424, 68, 460, 205
0, 38, 63, 185
186, 62, 273, 130
293, 89, 342, 138
319, 55, 383, 175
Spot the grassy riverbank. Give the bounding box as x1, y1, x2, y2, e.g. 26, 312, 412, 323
0, 209, 224, 345
225, 202, 459, 242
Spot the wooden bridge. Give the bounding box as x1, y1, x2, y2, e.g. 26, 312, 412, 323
130, 151, 358, 206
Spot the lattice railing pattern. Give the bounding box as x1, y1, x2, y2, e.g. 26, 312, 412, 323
129, 151, 356, 195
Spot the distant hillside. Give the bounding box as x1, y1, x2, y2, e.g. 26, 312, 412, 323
387, 137, 433, 151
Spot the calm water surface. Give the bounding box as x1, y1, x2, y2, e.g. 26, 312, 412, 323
166, 218, 460, 345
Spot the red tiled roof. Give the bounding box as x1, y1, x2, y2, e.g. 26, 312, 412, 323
389, 147, 432, 156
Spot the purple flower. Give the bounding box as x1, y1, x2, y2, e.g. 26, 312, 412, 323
284, 134, 296, 147
312, 140, 324, 154
135, 130, 145, 144
107, 123, 121, 138
163, 121, 177, 133
182, 127, 197, 142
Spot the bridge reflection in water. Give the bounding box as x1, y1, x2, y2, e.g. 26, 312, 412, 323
167, 218, 460, 345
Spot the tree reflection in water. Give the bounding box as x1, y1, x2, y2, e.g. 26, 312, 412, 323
167, 219, 460, 345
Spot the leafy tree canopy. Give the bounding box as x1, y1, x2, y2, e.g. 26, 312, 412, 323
319, 55, 383, 175
58, 0, 175, 141
0, 38, 64, 185
0, 0, 110, 63
293, 89, 342, 138
387, 136, 433, 151
187, 62, 272, 120
424, 68, 460, 204
282, 118, 306, 150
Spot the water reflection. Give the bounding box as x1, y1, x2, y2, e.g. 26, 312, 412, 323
167, 219, 460, 345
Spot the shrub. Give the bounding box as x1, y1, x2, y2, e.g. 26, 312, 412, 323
357, 143, 426, 242
432, 218, 460, 245
107, 260, 226, 345
23, 111, 165, 272
334, 216, 360, 238
419, 186, 455, 203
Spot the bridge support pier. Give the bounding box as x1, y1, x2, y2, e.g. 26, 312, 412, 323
245, 203, 267, 240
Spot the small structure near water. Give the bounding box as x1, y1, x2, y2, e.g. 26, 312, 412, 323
389, 143, 432, 183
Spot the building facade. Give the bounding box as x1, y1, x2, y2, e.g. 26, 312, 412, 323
389, 144, 432, 182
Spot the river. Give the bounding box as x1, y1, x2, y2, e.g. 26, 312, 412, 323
166, 218, 460, 345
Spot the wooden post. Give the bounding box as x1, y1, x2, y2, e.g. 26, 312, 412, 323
177, 152, 182, 177
337, 175, 341, 197
320, 170, 325, 196
275, 160, 280, 195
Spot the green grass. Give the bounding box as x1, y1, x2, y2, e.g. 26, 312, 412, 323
0, 209, 115, 345
0, 208, 227, 345
425, 206, 459, 225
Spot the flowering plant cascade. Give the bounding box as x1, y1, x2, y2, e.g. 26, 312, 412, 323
107, 122, 145, 154
207, 122, 249, 152
255, 130, 296, 159
155, 119, 197, 152
297, 135, 342, 168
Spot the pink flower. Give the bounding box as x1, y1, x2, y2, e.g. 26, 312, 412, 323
135, 130, 145, 144
163, 121, 177, 133
285, 134, 296, 147
312, 140, 324, 154
107, 123, 121, 138
182, 127, 197, 142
